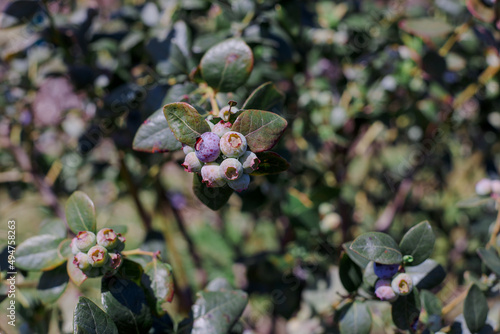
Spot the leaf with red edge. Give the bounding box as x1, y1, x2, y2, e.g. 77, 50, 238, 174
164, 102, 211, 147
251, 152, 289, 176
67, 256, 87, 286
133, 108, 182, 153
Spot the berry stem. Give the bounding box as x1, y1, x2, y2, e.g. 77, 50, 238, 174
208, 87, 220, 116
122, 249, 156, 258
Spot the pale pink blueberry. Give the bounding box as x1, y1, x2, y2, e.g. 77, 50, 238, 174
87, 245, 109, 267
182, 144, 194, 154
491, 180, 500, 194
201, 163, 226, 187
227, 173, 250, 192
73, 252, 90, 271
476, 178, 492, 196
239, 151, 260, 174
374, 279, 398, 302
220, 158, 244, 181
97, 228, 119, 250
182, 152, 203, 173
220, 131, 247, 158
75, 231, 96, 252
212, 120, 232, 137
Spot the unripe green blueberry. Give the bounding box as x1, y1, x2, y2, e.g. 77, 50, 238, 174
96, 228, 119, 250
73, 252, 90, 271
220, 158, 244, 181
212, 120, 232, 137
220, 131, 247, 158
391, 273, 413, 296
227, 173, 250, 192
239, 151, 260, 174
87, 245, 109, 268
201, 163, 226, 187
75, 231, 96, 252
182, 152, 203, 173
374, 279, 398, 302
475, 178, 492, 196
102, 252, 123, 277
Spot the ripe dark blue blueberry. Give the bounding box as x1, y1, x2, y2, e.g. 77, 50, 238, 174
195, 132, 221, 163
373, 262, 399, 279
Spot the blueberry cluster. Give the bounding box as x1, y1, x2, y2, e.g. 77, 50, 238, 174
182, 122, 260, 192
71, 228, 125, 278
373, 262, 413, 302
475, 178, 500, 196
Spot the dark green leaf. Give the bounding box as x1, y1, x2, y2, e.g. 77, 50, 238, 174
342, 242, 370, 268
200, 38, 253, 92
464, 284, 489, 333
399, 18, 453, 38
363, 261, 378, 287
142, 260, 174, 315
16, 235, 66, 271
65, 191, 96, 234
242, 82, 285, 113
164, 102, 211, 147
391, 289, 421, 332
231, 110, 288, 152
193, 173, 233, 210
250, 151, 289, 176
117, 259, 144, 283
456, 196, 494, 208
39, 219, 67, 239
339, 253, 363, 292
399, 221, 435, 266
477, 247, 500, 276
191, 290, 248, 334
37, 263, 69, 303
349, 232, 402, 265
101, 276, 153, 334
155, 21, 192, 76
73, 296, 119, 334
405, 259, 446, 290
133, 108, 182, 153
338, 301, 372, 334
67, 256, 87, 287
420, 290, 442, 316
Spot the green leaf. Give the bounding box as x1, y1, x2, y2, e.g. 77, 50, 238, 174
163, 102, 211, 147
339, 253, 363, 293
250, 151, 290, 176
65, 191, 96, 234
349, 232, 402, 265
40, 218, 67, 239
156, 21, 192, 76
101, 276, 153, 334
420, 290, 442, 316
464, 284, 489, 333
399, 221, 435, 266
242, 82, 285, 113
200, 38, 253, 92
231, 110, 288, 152
391, 289, 421, 332
456, 196, 494, 208
133, 108, 182, 153
405, 259, 446, 290
477, 247, 500, 276
191, 290, 248, 334
338, 301, 372, 334
206, 277, 232, 292
399, 18, 453, 38
192, 173, 233, 210
143, 260, 174, 315
342, 242, 370, 268
73, 297, 119, 334
37, 263, 69, 303
67, 256, 87, 287
363, 261, 378, 287
16, 235, 66, 271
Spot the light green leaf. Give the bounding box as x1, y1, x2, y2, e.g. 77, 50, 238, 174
65, 191, 96, 234
349, 232, 402, 265
16, 235, 66, 271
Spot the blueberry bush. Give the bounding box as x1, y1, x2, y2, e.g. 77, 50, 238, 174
3, 0, 500, 333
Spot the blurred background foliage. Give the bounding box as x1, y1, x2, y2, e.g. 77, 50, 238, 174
1, 0, 500, 333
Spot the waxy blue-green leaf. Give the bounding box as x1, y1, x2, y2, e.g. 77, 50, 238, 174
391, 289, 421, 332
349, 232, 402, 265
339, 253, 363, 293
477, 247, 500, 276
464, 284, 489, 333
67, 256, 87, 287
338, 301, 372, 334
191, 290, 248, 334
200, 38, 253, 92
73, 297, 119, 334
143, 260, 174, 315
399, 221, 435, 266
37, 263, 69, 303
231, 110, 288, 152
164, 102, 211, 147
16, 235, 66, 271
133, 108, 182, 153
65, 191, 96, 234
242, 82, 285, 114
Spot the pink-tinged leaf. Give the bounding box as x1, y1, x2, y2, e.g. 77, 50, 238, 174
251, 151, 289, 176
67, 256, 87, 286
163, 102, 211, 147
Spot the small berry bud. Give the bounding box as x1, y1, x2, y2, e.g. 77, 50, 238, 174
87, 245, 109, 267
73, 252, 90, 271
391, 273, 413, 296
182, 152, 203, 173
75, 231, 96, 252
375, 279, 398, 302
97, 228, 119, 250
70, 237, 80, 255
182, 144, 194, 154
219, 105, 239, 122
476, 178, 492, 196
373, 262, 400, 279
220, 158, 244, 181
195, 132, 221, 163
212, 120, 232, 137
220, 131, 247, 158
227, 173, 250, 192
102, 253, 123, 277
239, 151, 260, 173
201, 163, 226, 187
